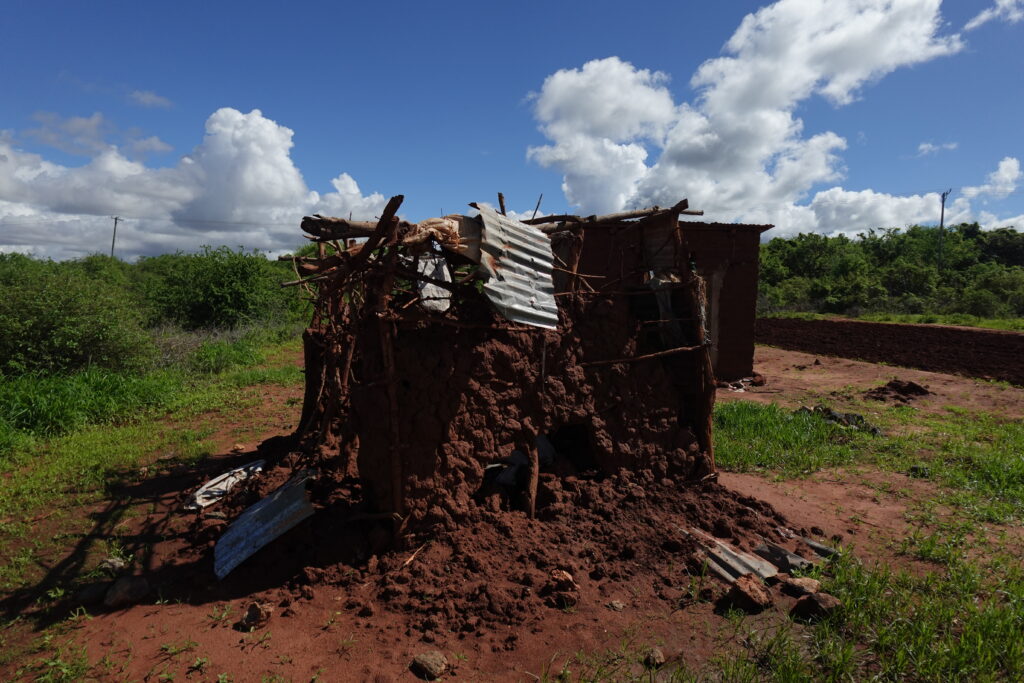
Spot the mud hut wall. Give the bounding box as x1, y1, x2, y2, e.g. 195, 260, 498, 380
349, 294, 708, 519
681, 223, 771, 381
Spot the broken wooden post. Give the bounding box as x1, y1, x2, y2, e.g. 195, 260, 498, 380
522, 417, 539, 519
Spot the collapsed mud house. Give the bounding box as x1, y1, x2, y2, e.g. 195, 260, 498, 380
287, 195, 722, 528
190, 195, 831, 650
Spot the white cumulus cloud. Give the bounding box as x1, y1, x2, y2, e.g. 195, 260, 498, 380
961, 157, 1020, 199
527, 0, 990, 237
0, 108, 386, 260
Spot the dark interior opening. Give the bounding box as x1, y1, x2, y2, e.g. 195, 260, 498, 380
545, 423, 597, 475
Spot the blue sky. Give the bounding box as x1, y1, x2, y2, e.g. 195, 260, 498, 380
1, 0, 1022, 259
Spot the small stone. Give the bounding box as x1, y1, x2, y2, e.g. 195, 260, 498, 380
103, 576, 150, 608
231, 443, 245, 453
97, 556, 127, 574
238, 601, 274, 630
726, 573, 772, 613
607, 600, 626, 612
643, 646, 666, 669
781, 576, 821, 596
790, 592, 841, 622
410, 650, 448, 680
550, 569, 578, 591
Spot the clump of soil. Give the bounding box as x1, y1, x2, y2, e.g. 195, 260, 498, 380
864, 379, 932, 404
188, 451, 791, 648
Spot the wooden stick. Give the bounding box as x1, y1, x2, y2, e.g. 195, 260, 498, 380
498, 192, 507, 216
525, 200, 689, 226
522, 417, 539, 520
582, 343, 705, 367
347, 195, 403, 275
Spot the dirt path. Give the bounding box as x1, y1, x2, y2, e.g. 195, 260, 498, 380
721, 345, 1024, 419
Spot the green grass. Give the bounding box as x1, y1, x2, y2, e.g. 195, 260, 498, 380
819, 547, 1024, 679
714, 401, 1024, 524
713, 402, 875, 476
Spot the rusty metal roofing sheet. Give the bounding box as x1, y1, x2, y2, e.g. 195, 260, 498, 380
214, 470, 316, 580
476, 204, 559, 330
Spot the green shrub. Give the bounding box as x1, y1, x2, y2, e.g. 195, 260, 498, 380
0, 254, 154, 375
137, 247, 302, 329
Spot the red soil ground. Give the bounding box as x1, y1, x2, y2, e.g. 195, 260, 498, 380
5, 341, 1023, 681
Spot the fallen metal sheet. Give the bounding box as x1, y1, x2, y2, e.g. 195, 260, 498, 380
754, 542, 813, 573
690, 528, 778, 581
803, 537, 840, 559
414, 253, 452, 312
476, 204, 559, 330
184, 460, 264, 511
214, 470, 316, 580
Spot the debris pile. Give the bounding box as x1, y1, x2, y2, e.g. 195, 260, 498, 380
864, 379, 932, 404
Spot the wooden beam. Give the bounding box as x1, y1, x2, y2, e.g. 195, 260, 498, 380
582, 343, 705, 367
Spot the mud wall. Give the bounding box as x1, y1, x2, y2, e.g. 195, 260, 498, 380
756, 317, 1024, 386
351, 293, 711, 523
684, 223, 771, 381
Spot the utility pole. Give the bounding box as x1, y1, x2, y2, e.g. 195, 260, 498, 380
937, 189, 951, 270
110, 216, 121, 259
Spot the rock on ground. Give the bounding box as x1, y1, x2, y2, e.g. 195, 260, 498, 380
238, 601, 274, 630
643, 646, 666, 668
780, 576, 821, 596
410, 650, 448, 680
790, 592, 841, 621
726, 573, 773, 613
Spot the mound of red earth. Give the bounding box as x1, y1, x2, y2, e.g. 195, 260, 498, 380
183, 447, 797, 650
756, 317, 1024, 386
864, 379, 932, 404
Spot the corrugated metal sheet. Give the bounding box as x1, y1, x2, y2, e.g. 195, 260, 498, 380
214, 470, 316, 580
476, 205, 559, 329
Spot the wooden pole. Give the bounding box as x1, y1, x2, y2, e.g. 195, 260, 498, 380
523, 417, 539, 519
690, 275, 716, 473
581, 343, 705, 368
